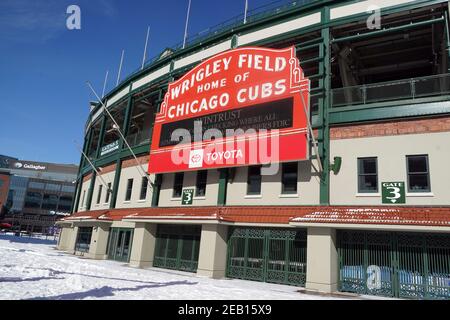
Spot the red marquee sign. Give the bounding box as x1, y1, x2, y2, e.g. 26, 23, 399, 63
148, 46, 310, 174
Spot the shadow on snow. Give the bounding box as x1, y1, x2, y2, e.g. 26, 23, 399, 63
28, 280, 198, 300
0, 234, 57, 245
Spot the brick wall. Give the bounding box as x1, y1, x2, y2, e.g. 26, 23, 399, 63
330, 116, 450, 140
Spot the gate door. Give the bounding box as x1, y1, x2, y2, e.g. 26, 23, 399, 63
226, 228, 307, 286
153, 225, 201, 273
107, 228, 134, 262
338, 230, 450, 299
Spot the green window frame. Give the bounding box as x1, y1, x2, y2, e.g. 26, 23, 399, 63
125, 179, 133, 201
173, 173, 184, 198
105, 182, 112, 203
406, 155, 431, 192
357, 157, 378, 193
281, 162, 298, 195
96, 184, 103, 204
247, 166, 262, 195
140, 177, 148, 200
195, 170, 207, 197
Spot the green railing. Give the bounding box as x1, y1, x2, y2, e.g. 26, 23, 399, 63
338, 230, 450, 300
331, 73, 450, 108
226, 227, 307, 286
153, 225, 201, 273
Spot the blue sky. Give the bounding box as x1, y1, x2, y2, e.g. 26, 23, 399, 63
0, 0, 278, 165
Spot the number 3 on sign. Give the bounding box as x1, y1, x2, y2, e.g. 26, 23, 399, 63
381, 182, 405, 204
182, 189, 194, 205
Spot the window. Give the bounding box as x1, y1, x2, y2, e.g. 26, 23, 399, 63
247, 166, 262, 195
127, 95, 157, 147
105, 182, 112, 203
87, 122, 101, 159
75, 227, 93, 253
45, 183, 61, 192
41, 194, 58, 210
357, 157, 378, 193
28, 181, 44, 190
125, 179, 133, 201
196, 170, 208, 197
81, 190, 86, 208
140, 177, 148, 200
24, 192, 42, 208
282, 162, 298, 194
173, 173, 184, 198
102, 101, 127, 149
96, 185, 103, 204
61, 185, 76, 193
57, 196, 72, 212
407, 155, 430, 192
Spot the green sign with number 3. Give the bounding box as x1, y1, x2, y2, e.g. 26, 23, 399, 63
181, 189, 194, 205
382, 182, 406, 204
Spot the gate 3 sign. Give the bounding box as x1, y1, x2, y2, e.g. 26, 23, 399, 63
148, 46, 310, 174
382, 182, 406, 204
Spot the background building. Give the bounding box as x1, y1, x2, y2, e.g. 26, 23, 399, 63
58, 0, 450, 300
0, 155, 78, 233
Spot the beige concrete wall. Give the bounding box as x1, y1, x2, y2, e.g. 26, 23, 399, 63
86, 224, 110, 260
77, 180, 91, 212
129, 223, 157, 268
66, 226, 78, 254
90, 171, 115, 211
330, 131, 450, 205
226, 161, 321, 206
57, 227, 72, 251
115, 165, 154, 209
159, 170, 220, 207
197, 224, 229, 278
305, 227, 338, 293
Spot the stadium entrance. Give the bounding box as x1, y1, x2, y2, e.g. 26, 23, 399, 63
226, 227, 307, 286
338, 230, 450, 299
153, 225, 201, 273
107, 228, 134, 262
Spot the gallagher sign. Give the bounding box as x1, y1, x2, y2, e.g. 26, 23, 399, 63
148, 46, 310, 174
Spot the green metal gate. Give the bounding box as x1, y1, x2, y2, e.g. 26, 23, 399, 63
153, 225, 201, 273
107, 228, 134, 262
338, 230, 450, 299
226, 228, 307, 286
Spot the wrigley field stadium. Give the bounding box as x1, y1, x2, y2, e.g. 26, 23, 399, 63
57, 0, 450, 300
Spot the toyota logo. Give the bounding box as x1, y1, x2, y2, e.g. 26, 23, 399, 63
191, 154, 202, 163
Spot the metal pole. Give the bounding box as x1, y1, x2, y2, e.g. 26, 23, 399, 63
298, 81, 323, 173
102, 70, 109, 98
183, 0, 192, 49
244, 0, 249, 24
142, 26, 150, 70
73, 140, 111, 192
86, 82, 153, 187
116, 50, 125, 86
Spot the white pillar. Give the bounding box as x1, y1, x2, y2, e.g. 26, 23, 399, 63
87, 224, 110, 259
305, 227, 338, 293
197, 224, 228, 279
67, 226, 79, 254
129, 223, 157, 268
57, 227, 70, 251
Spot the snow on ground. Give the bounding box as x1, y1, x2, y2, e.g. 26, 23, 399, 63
0, 234, 349, 300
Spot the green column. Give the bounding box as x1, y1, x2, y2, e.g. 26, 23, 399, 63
319, 15, 331, 205
110, 159, 122, 209
217, 169, 228, 206
151, 174, 162, 207
85, 172, 96, 211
